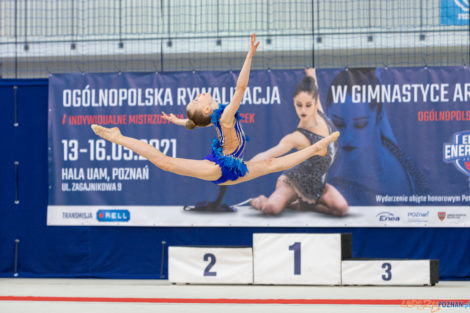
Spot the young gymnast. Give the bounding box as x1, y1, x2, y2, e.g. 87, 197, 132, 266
91, 34, 339, 186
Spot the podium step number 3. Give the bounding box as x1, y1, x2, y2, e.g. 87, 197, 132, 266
341, 260, 439, 286
168, 247, 253, 284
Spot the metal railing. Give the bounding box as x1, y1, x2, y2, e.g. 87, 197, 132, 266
0, 0, 468, 78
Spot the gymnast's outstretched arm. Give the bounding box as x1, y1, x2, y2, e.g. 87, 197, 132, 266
304, 68, 325, 113
249, 134, 297, 162
249, 128, 314, 162
219, 33, 260, 127
161, 112, 188, 126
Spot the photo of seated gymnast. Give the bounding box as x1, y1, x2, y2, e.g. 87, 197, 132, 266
91, 34, 339, 186
249, 69, 348, 216
325, 68, 428, 204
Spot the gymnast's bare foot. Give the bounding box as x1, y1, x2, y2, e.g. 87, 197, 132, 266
91, 124, 122, 143
314, 131, 340, 156
250, 195, 268, 211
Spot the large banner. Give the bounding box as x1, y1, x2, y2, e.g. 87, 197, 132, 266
48, 67, 470, 227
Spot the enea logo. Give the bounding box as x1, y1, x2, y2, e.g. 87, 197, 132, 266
97, 210, 130, 222
443, 131, 470, 176
376, 212, 400, 222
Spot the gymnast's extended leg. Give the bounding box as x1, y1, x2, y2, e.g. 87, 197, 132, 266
91, 125, 222, 181
222, 132, 339, 185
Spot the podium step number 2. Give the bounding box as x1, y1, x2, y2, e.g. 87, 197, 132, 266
168, 247, 253, 284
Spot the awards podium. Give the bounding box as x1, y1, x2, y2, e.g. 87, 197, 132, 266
169, 233, 438, 286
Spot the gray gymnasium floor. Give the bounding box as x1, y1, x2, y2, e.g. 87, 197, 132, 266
1, 279, 469, 313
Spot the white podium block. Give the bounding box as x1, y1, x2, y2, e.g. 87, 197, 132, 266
168, 246, 253, 284
253, 233, 350, 285
341, 259, 439, 286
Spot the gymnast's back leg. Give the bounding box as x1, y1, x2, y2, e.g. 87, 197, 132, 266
91, 125, 222, 181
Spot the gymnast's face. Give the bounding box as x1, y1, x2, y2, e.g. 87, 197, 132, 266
187, 93, 213, 116
328, 95, 379, 161
293, 91, 317, 121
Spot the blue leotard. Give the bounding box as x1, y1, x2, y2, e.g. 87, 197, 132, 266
204, 104, 249, 184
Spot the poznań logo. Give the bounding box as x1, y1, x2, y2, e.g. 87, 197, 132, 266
443, 131, 470, 176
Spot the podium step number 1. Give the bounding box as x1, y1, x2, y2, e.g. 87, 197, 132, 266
253, 233, 349, 285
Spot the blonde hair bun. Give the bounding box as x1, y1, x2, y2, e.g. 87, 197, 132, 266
185, 119, 196, 130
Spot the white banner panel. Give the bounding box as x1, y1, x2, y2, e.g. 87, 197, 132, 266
253, 233, 342, 285
47, 205, 470, 227
342, 260, 434, 285
168, 247, 253, 284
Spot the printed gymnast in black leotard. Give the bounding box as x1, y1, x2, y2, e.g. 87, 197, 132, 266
250, 69, 348, 216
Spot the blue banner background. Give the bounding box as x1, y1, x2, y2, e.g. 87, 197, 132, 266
49, 67, 470, 210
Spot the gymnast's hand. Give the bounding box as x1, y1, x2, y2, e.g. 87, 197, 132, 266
162, 112, 179, 124
248, 33, 260, 58
91, 124, 122, 144
305, 68, 317, 79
